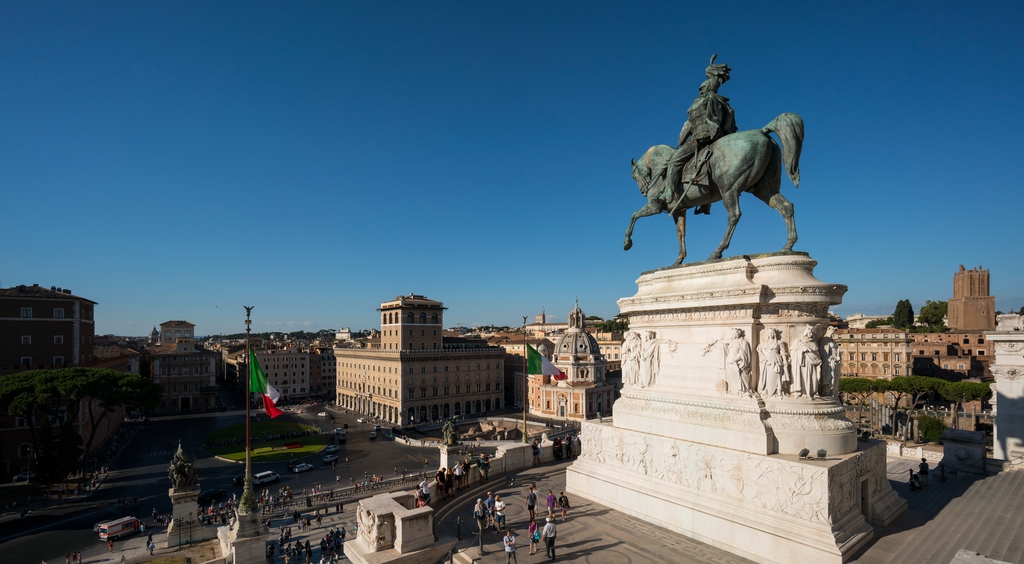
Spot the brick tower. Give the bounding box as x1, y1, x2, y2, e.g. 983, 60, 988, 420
948, 265, 996, 331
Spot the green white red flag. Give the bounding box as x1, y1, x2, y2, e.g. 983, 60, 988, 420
527, 344, 564, 379
249, 348, 283, 418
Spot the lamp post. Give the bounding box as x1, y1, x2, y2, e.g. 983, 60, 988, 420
187, 511, 193, 545
522, 316, 528, 443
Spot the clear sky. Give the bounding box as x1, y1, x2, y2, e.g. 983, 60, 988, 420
3, 1, 1023, 336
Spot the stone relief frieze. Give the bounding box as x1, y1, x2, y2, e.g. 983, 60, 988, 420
991, 367, 1022, 380
621, 331, 676, 388
619, 288, 765, 309
755, 303, 830, 318
994, 342, 1024, 354
764, 413, 855, 432
626, 306, 755, 324
579, 424, 830, 524
701, 329, 753, 396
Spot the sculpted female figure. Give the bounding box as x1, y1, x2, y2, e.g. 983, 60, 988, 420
757, 328, 787, 397
818, 326, 841, 396
790, 325, 823, 399
621, 332, 642, 387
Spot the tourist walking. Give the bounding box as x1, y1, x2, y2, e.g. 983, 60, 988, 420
542, 517, 557, 560
528, 518, 539, 555
473, 498, 486, 531
494, 495, 506, 531
557, 491, 570, 521
503, 529, 518, 563
545, 490, 556, 517
918, 458, 930, 487
525, 485, 537, 521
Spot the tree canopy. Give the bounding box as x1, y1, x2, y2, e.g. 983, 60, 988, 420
917, 300, 948, 328
893, 299, 914, 329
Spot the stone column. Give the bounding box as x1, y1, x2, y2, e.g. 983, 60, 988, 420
166, 487, 199, 548
986, 315, 1024, 463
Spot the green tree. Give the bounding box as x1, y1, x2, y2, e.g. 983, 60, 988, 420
916, 414, 946, 442
838, 378, 882, 429
938, 380, 991, 429
902, 375, 944, 411
893, 299, 915, 329
1018, 306, 1024, 315
866, 317, 893, 328
917, 300, 948, 328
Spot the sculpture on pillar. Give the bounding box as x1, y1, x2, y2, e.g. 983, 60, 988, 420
757, 328, 789, 397
790, 325, 823, 399
703, 329, 752, 395
621, 331, 642, 387
441, 417, 460, 446
168, 440, 199, 490
639, 331, 676, 388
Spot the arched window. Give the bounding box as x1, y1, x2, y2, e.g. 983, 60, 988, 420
18, 443, 32, 458
431, 405, 439, 421
419, 406, 427, 422
493, 398, 500, 410
454, 402, 462, 416
419, 313, 426, 324
431, 313, 438, 324
407, 407, 416, 423
485, 399, 492, 411
443, 403, 451, 418
407, 313, 414, 324
465, 401, 472, 414
475, 400, 482, 413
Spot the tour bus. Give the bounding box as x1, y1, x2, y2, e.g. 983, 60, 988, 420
98, 516, 140, 540
253, 471, 280, 485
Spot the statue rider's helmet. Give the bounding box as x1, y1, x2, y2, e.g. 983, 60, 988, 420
701, 53, 731, 91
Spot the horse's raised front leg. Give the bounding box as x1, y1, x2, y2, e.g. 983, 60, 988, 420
672, 210, 687, 265
624, 200, 664, 251
710, 189, 741, 260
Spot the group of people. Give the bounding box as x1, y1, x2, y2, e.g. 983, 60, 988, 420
479, 483, 569, 562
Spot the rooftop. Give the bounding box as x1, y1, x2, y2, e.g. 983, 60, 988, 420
0, 284, 95, 303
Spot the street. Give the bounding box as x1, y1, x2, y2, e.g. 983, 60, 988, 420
0, 404, 443, 564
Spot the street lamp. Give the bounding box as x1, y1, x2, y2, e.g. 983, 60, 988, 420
188, 511, 194, 545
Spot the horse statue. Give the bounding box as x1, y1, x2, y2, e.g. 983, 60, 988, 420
624, 112, 804, 265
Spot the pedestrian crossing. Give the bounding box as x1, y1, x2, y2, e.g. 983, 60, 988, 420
141, 450, 172, 458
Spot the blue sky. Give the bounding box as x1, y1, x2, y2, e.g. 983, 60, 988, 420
3, 1, 1023, 335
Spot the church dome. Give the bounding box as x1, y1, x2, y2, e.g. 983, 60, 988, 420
554, 301, 599, 356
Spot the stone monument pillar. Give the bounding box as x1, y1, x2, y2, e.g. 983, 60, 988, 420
987, 314, 1024, 465
345, 491, 456, 564
567, 253, 906, 564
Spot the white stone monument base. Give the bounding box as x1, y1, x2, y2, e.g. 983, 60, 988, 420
344, 535, 457, 564
230, 534, 267, 564
566, 422, 905, 564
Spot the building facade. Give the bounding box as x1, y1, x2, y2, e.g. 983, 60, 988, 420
0, 284, 96, 374
836, 328, 914, 379
334, 294, 506, 426
910, 331, 993, 380
159, 320, 196, 344
528, 302, 614, 420
151, 337, 219, 412
254, 348, 311, 400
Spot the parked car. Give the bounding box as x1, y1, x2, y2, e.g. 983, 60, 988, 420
12, 470, 36, 482
323, 454, 338, 463
324, 445, 339, 453
197, 489, 227, 503
232, 473, 245, 486
292, 463, 314, 473
356, 417, 367, 423
317, 412, 328, 417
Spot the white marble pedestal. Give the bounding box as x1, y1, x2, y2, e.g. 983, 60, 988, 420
567, 253, 906, 563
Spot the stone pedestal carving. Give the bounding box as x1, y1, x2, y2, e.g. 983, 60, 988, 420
940, 429, 988, 476
986, 315, 1024, 464
345, 492, 456, 564
567, 253, 905, 563
166, 486, 199, 548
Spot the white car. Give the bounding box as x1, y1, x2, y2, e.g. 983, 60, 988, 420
292, 463, 314, 473
323, 454, 339, 463
324, 445, 339, 453
317, 412, 328, 417
369, 431, 377, 440
356, 417, 367, 423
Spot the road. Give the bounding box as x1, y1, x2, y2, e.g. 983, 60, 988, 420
0, 403, 444, 564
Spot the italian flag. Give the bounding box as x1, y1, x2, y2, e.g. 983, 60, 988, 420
249, 348, 284, 418
527, 344, 565, 379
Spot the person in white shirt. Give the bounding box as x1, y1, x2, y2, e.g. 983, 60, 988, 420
494, 495, 507, 531
541, 517, 557, 560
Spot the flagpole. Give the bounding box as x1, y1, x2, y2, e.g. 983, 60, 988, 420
236, 305, 258, 533
522, 316, 528, 443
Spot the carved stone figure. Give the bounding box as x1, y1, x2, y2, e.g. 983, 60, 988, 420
621, 331, 642, 386
725, 329, 753, 395
441, 417, 459, 446
639, 331, 676, 387
757, 328, 788, 396
168, 440, 199, 490
818, 326, 841, 396
790, 325, 823, 399
624, 58, 805, 265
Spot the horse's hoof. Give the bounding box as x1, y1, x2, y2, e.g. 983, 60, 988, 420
709, 252, 722, 260
673, 258, 684, 266
623, 240, 633, 251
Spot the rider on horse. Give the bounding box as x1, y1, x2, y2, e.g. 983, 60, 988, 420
663, 54, 737, 215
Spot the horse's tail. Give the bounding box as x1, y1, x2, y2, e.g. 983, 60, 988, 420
762, 113, 803, 188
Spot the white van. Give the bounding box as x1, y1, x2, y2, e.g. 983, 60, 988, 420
98, 516, 139, 540
253, 471, 280, 485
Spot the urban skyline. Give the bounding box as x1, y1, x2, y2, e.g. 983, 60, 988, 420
3, 2, 1022, 335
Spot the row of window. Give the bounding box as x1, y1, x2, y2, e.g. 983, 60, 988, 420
382, 312, 439, 325
339, 362, 500, 373
164, 329, 192, 339
20, 335, 65, 344
19, 356, 63, 365
20, 308, 66, 318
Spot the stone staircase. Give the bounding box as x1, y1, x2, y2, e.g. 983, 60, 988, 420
854, 467, 1024, 563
